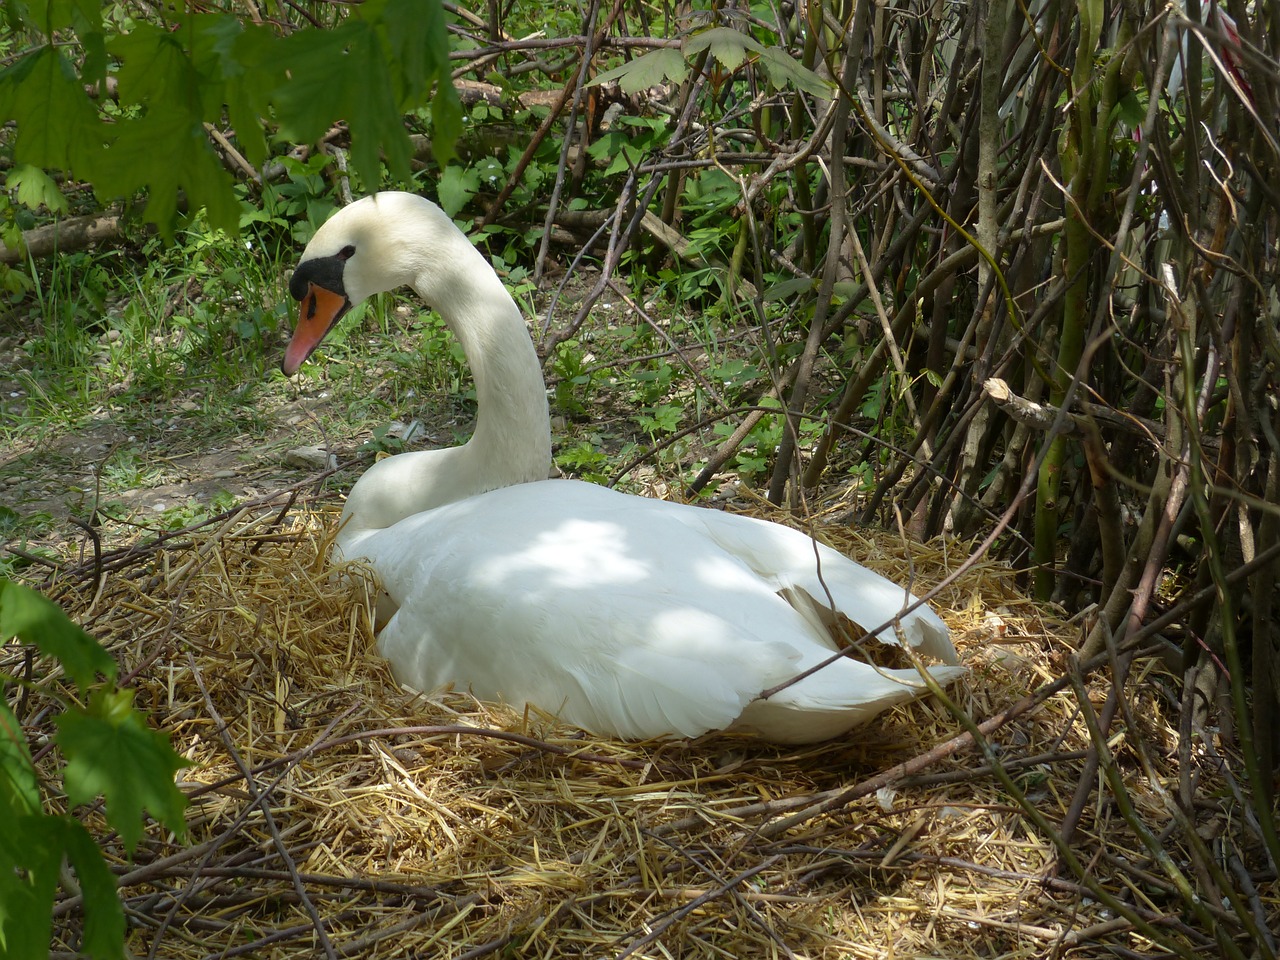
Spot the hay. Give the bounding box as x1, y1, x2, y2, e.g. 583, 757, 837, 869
7, 486, 1272, 959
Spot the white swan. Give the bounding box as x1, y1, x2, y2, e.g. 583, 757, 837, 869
283, 192, 963, 743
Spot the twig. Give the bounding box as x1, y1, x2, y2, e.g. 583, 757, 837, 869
613, 857, 780, 959
204, 123, 260, 182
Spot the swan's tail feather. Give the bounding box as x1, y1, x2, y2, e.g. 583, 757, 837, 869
684, 507, 960, 666
734, 662, 966, 744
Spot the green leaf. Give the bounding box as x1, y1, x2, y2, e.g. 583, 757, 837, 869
419, 0, 462, 164
3, 1, 466, 235
271, 25, 361, 143
590, 48, 688, 95
586, 129, 625, 162
48, 0, 111, 87
275, 20, 414, 186
430, 79, 464, 167
109, 22, 194, 108
1114, 89, 1146, 129
6, 163, 68, 213
763, 276, 815, 300
0, 580, 116, 691
683, 26, 763, 73
361, 0, 460, 164
756, 46, 833, 97
0, 815, 61, 959
604, 143, 646, 177
0, 699, 39, 821
437, 165, 479, 217
55, 688, 189, 853
0, 47, 105, 173
63, 821, 125, 960
95, 104, 239, 238
19, 0, 102, 35
377, 0, 435, 99
344, 28, 414, 185
179, 14, 279, 169
215, 21, 277, 168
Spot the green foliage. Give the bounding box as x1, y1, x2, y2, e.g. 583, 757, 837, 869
626, 359, 676, 407
551, 340, 596, 417
55, 687, 190, 851
0, 0, 462, 238
438, 166, 481, 217
590, 26, 830, 98
587, 116, 668, 177
637, 402, 683, 437
712, 412, 779, 480
554, 439, 611, 483
592, 47, 688, 95
239, 153, 340, 243
0, 580, 115, 690
6, 164, 68, 214
0, 579, 190, 960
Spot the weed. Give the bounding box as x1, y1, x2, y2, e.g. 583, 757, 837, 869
99, 449, 166, 494
551, 340, 595, 417
637, 402, 682, 438
152, 489, 240, 530
555, 439, 610, 483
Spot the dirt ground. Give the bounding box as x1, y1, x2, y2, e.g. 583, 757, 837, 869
1, 330, 358, 562
0, 279, 653, 565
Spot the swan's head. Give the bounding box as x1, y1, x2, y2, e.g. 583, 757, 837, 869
282, 192, 458, 375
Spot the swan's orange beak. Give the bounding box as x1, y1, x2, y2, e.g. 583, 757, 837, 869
283, 283, 350, 375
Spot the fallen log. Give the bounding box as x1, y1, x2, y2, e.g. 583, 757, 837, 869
0, 211, 126, 264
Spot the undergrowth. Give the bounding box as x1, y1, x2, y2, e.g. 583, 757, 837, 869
1, 162, 884, 548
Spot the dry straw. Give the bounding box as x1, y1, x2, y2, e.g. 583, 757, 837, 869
8, 484, 1272, 959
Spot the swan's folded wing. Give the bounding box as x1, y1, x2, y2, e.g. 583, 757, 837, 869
375, 572, 813, 740
664, 503, 958, 664
344, 481, 959, 742
354, 487, 881, 739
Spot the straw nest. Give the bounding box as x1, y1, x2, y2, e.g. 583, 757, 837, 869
10, 483, 1274, 959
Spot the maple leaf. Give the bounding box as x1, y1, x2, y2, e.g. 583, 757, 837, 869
684, 26, 764, 73
7, 163, 70, 212
274, 20, 413, 186
1, 1, 464, 236
590, 48, 689, 95
0, 46, 105, 173
54, 688, 190, 853
109, 22, 197, 107
0, 815, 61, 959
63, 820, 126, 960
0, 700, 39, 822
96, 104, 239, 237
0, 580, 115, 692
378, 0, 435, 99
756, 46, 832, 98
0, 816, 124, 960
193, 15, 279, 167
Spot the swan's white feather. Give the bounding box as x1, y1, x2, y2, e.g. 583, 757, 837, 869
286, 192, 964, 744
342, 480, 961, 743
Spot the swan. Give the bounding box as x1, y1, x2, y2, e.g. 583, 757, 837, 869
282, 191, 963, 743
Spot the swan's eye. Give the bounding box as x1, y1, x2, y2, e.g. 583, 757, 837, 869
338, 245, 356, 261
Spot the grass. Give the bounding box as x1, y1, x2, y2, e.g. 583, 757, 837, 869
0, 218, 296, 531
0, 172, 878, 557
0, 198, 762, 549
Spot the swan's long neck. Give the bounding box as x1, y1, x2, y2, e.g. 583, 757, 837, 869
428, 256, 552, 489
336, 213, 551, 548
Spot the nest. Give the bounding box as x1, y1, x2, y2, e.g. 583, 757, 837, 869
7, 484, 1273, 959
